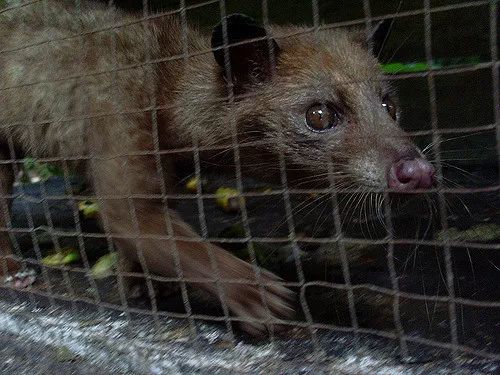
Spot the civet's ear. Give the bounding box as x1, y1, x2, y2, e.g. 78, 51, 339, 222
370, 19, 393, 57
211, 14, 280, 85
353, 19, 393, 56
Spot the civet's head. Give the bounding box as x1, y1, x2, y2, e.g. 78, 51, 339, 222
210, 14, 435, 191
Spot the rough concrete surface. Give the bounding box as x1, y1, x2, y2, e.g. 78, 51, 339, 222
1, 295, 498, 375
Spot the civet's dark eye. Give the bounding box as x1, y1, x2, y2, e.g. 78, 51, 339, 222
305, 103, 341, 132
382, 96, 397, 120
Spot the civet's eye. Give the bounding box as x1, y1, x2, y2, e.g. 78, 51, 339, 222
305, 103, 341, 132
382, 96, 397, 120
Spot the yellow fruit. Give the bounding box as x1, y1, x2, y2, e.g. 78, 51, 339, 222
215, 187, 244, 213
91, 252, 118, 279
42, 248, 80, 266
78, 200, 99, 219
185, 176, 200, 192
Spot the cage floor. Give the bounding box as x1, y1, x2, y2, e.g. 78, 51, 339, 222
1, 290, 498, 375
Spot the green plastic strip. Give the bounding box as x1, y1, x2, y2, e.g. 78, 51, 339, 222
382, 56, 483, 74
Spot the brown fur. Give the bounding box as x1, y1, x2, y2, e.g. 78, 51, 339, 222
0, 1, 424, 335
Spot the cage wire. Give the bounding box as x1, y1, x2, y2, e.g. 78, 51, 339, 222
0, 0, 499, 374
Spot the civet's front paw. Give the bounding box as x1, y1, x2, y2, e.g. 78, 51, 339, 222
223, 265, 295, 337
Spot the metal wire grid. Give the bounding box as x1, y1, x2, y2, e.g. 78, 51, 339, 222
0, 0, 498, 367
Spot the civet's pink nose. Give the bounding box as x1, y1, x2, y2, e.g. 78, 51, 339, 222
388, 158, 436, 191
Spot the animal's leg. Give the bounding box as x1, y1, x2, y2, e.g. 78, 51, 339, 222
89, 148, 294, 336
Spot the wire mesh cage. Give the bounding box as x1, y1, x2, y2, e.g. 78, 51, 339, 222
0, 0, 498, 374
